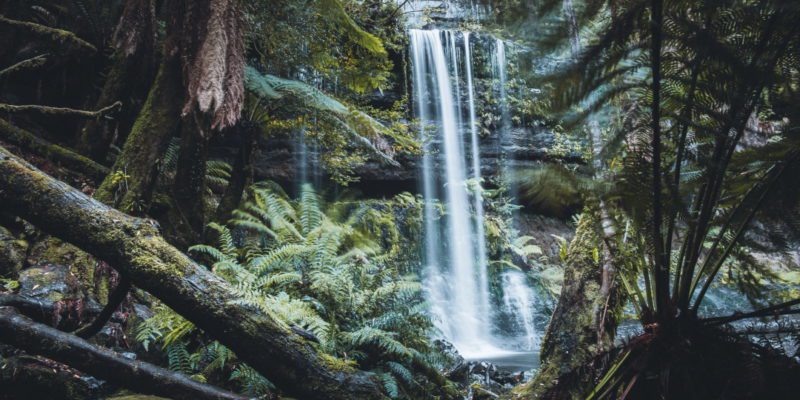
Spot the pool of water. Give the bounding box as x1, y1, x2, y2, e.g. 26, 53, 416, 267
468, 351, 540, 373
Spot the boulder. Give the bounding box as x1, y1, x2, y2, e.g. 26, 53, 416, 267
18, 263, 82, 302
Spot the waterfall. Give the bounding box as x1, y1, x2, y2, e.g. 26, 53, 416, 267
411, 29, 494, 356
501, 271, 539, 350
411, 28, 539, 362
464, 32, 490, 322
494, 39, 511, 149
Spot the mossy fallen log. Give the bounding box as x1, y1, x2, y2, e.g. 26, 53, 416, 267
0, 145, 386, 400
0, 118, 109, 182
0, 307, 247, 400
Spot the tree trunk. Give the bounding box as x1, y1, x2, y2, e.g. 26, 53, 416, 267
78, 50, 152, 162
79, 0, 157, 162
172, 111, 211, 242
513, 207, 619, 399
215, 124, 256, 223
0, 307, 248, 400
0, 145, 386, 400
93, 54, 182, 213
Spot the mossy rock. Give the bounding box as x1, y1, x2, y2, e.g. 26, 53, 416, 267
0, 226, 27, 278
18, 263, 81, 302
26, 236, 108, 301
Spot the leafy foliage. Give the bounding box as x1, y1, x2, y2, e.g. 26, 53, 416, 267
506, 0, 800, 398
243, 66, 418, 185
136, 182, 449, 398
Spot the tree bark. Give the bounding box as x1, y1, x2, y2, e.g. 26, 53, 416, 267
78, 50, 151, 162
215, 124, 256, 223
0, 145, 386, 400
0, 307, 248, 400
79, 0, 157, 162
514, 207, 619, 399
172, 111, 211, 242
93, 54, 183, 213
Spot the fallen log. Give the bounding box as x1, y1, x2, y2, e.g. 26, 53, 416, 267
0, 307, 248, 400
0, 145, 386, 399
0, 293, 103, 328
0, 118, 109, 182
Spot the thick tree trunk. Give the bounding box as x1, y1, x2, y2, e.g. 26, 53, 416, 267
0, 146, 386, 400
79, 0, 157, 162
93, 54, 182, 213
514, 207, 619, 399
78, 50, 151, 162
0, 307, 247, 400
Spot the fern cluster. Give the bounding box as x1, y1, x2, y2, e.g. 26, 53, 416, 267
136, 182, 450, 398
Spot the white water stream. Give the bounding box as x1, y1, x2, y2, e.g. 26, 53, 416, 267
410, 29, 538, 361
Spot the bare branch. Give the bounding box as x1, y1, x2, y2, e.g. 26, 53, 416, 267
0, 54, 48, 79
73, 277, 131, 339
0, 15, 96, 53
0, 101, 122, 119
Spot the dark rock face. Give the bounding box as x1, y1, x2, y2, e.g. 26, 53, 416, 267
238, 124, 577, 195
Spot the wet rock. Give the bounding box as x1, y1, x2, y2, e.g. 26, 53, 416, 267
0, 226, 27, 278
18, 263, 82, 302
26, 237, 101, 298
435, 340, 530, 397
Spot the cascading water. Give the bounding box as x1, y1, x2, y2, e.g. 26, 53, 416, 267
501, 271, 539, 350
464, 32, 491, 324
410, 28, 539, 362
411, 30, 493, 356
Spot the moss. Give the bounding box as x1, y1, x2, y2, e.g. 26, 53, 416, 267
0, 226, 26, 278
26, 237, 102, 300
95, 55, 183, 211
0, 16, 96, 54
319, 353, 358, 373
517, 206, 611, 399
